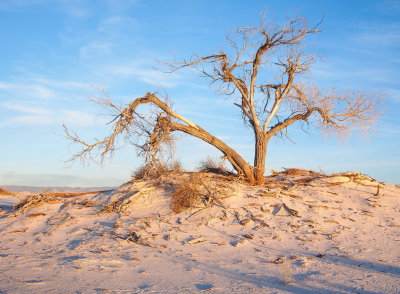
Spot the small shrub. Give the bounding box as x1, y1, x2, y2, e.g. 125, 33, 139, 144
132, 160, 182, 179
197, 157, 231, 176
170, 174, 202, 213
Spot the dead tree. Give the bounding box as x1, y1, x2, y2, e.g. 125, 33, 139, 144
64, 16, 381, 185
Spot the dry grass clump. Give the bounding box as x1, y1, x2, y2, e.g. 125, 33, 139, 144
272, 168, 321, 177
197, 157, 232, 176
132, 161, 182, 180
333, 171, 375, 182
13, 194, 60, 214
43, 191, 105, 197
170, 174, 202, 213
0, 187, 12, 195
100, 185, 155, 214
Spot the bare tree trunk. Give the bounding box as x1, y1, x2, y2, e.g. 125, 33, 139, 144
253, 131, 268, 184
168, 121, 255, 184
65, 17, 381, 188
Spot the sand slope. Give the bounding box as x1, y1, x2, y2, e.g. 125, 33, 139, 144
0, 172, 399, 293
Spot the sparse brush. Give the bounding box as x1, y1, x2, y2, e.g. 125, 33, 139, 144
132, 160, 182, 180
170, 174, 202, 213
281, 168, 320, 176
0, 187, 12, 195
197, 157, 231, 176
13, 194, 59, 214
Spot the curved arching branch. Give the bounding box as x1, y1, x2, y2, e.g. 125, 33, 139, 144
65, 92, 256, 183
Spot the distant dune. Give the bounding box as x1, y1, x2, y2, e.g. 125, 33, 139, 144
1, 185, 115, 194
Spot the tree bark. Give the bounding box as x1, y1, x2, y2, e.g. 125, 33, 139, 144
169, 121, 255, 184
253, 131, 268, 184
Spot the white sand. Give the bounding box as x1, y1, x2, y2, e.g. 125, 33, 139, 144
0, 172, 399, 293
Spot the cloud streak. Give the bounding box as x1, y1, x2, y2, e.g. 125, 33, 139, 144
1, 108, 106, 127
0, 82, 57, 100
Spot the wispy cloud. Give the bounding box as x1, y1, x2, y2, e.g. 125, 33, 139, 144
80, 42, 114, 59
103, 0, 138, 12
1, 109, 106, 127
353, 23, 400, 47
0, 76, 107, 128
385, 88, 400, 103
11, 114, 54, 125
60, 110, 105, 126
106, 62, 183, 88
30, 77, 95, 89
310, 61, 400, 86
0, 0, 90, 18
0, 82, 57, 100
1, 102, 50, 114
0, 0, 56, 9
373, 0, 400, 15
98, 16, 140, 33
0, 170, 121, 186
0, 77, 100, 102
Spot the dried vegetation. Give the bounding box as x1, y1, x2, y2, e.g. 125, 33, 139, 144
13, 194, 60, 214
170, 174, 203, 213
132, 161, 182, 180
0, 187, 12, 195
197, 157, 233, 176
12, 190, 108, 215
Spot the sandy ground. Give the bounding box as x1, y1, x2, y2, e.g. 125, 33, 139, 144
0, 171, 399, 293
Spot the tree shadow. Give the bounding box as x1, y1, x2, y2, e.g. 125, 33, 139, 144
199, 225, 398, 292
317, 254, 400, 277
168, 254, 383, 294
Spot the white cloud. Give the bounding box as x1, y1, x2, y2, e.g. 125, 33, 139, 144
0, 82, 9, 89
60, 110, 105, 127
374, 0, 400, 14
31, 77, 95, 90
0, 0, 55, 9
107, 63, 183, 88
2, 109, 106, 127
98, 16, 139, 32
0, 76, 110, 128
385, 88, 400, 103
1, 102, 50, 114
0, 82, 56, 100
80, 42, 114, 59
0, 77, 101, 103
0, 0, 89, 18
11, 114, 53, 125
310, 61, 400, 86
103, 0, 138, 12
353, 23, 400, 47
31, 84, 57, 99
355, 32, 400, 47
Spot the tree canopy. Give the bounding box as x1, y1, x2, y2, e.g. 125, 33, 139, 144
65, 15, 381, 185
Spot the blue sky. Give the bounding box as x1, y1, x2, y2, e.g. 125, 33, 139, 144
0, 0, 399, 187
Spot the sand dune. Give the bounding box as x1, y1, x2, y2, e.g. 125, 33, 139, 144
0, 171, 399, 293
